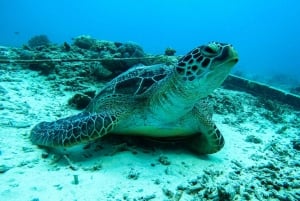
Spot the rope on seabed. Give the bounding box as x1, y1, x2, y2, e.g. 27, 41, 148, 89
0, 56, 163, 64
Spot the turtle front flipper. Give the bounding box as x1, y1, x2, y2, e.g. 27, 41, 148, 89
30, 112, 117, 147
186, 124, 224, 154
185, 100, 225, 154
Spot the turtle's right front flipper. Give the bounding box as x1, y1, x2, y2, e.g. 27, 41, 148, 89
30, 112, 117, 147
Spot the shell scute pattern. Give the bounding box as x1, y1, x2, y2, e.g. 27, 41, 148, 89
97, 65, 170, 98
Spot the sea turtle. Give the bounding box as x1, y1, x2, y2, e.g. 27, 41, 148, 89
30, 42, 238, 154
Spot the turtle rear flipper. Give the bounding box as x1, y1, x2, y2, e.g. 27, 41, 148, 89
30, 112, 117, 147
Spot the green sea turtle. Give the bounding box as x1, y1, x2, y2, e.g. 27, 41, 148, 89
30, 42, 238, 154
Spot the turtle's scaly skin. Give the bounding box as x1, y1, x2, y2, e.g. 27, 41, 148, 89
30, 42, 238, 154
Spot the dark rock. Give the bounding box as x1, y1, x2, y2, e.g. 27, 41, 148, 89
0, 85, 7, 95
90, 62, 113, 79
292, 139, 300, 151
46, 74, 56, 81
73, 35, 96, 50
276, 126, 288, 134
290, 86, 300, 95
114, 42, 123, 48
22, 45, 31, 50
162, 188, 174, 199
68, 93, 92, 110
41, 152, 49, 159
63, 42, 71, 51
217, 186, 232, 201
18, 50, 34, 60
27, 53, 56, 75
0, 165, 11, 173
158, 155, 171, 166
28, 34, 50, 48
245, 135, 262, 144
28, 62, 55, 75
138, 194, 156, 201
117, 42, 145, 58
127, 168, 140, 180
165, 47, 176, 56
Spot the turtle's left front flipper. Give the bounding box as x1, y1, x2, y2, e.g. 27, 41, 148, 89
30, 112, 117, 147
186, 100, 225, 154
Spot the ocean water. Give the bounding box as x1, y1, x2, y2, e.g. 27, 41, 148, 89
1, 1, 300, 200
1, 0, 300, 87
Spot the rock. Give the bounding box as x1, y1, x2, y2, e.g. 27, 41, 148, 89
0, 85, 8, 95
245, 135, 262, 144
0, 165, 11, 173
68, 93, 92, 110
292, 139, 300, 151
116, 42, 144, 58
91, 40, 116, 54
276, 125, 288, 134
100, 42, 146, 74
27, 34, 51, 48
290, 86, 300, 95
63, 42, 71, 51
28, 53, 56, 75
127, 168, 140, 180
90, 62, 113, 79
162, 188, 174, 199
73, 35, 96, 50
138, 194, 156, 201
217, 186, 236, 201
17, 50, 34, 60
41, 152, 49, 159
164, 47, 176, 56
158, 155, 171, 166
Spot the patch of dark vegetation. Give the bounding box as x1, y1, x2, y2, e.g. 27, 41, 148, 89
28, 34, 51, 48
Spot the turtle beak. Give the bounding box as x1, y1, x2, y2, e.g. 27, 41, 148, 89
230, 47, 239, 64
211, 45, 238, 69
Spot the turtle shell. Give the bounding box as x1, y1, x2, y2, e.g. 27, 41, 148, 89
85, 64, 172, 112
96, 64, 171, 98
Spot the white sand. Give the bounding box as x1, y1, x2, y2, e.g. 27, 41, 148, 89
1, 65, 300, 201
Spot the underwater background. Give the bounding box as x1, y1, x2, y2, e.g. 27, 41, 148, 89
1, 1, 300, 200
1, 0, 300, 87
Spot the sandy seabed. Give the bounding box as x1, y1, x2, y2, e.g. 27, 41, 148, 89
0, 64, 300, 201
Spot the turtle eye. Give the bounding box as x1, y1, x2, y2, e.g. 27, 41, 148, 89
203, 46, 217, 54
202, 43, 220, 57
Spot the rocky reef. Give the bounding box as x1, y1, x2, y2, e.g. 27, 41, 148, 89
4, 35, 175, 79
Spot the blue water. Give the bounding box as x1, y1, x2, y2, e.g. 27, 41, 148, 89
1, 0, 300, 84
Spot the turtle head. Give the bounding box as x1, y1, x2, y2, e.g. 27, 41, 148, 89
175, 42, 238, 96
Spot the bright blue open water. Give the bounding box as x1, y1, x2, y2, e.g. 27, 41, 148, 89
1, 0, 299, 85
